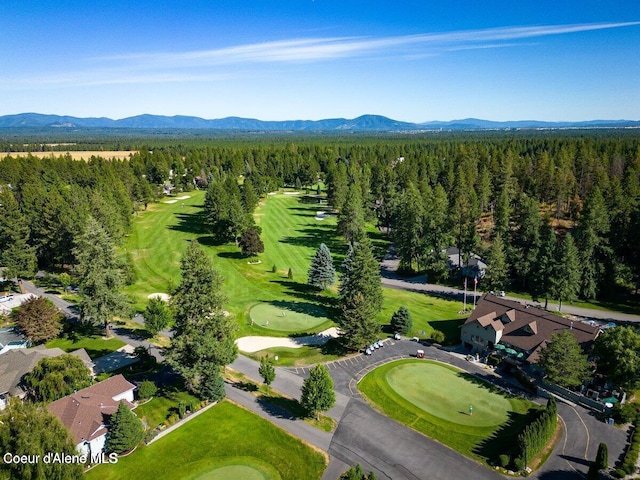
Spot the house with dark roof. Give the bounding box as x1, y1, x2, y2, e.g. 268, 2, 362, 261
47, 374, 136, 457
0, 345, 93, 410
461, 293, 600, 363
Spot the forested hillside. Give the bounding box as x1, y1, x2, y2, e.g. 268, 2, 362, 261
1, 133, 639, 305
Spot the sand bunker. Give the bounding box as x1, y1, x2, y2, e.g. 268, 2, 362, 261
163, 199, 178, 204
235, 327, 339, 353
147, 293, 170, 302
176, 195, 191, 200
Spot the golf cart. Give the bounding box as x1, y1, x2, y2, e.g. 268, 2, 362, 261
416, 349, 425, 359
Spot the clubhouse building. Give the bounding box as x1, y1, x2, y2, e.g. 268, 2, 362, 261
461, 294, 600, 363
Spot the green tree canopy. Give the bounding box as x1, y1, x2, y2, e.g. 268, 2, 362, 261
594, 326, 640, 391
538, 330, 591, 388
25, 354, 92, 402
167, 241, 237, 396
484, 233, 509, 292
239, 225, 265, 257
390, 306, 412, 335
12, 296, 63, 344
307, 243, 336, 290
106, 401, 144, 454
144, 296, 172, 336
300, 364, 335, 419
338, 238, 383, 350
0, 400, 83, 480
73, 216, 128, 336
259, 355, 276, 387
551, 233, 581, 311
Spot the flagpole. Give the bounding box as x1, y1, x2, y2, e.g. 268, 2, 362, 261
473, 277, 477, 309
463, 278, 467, 312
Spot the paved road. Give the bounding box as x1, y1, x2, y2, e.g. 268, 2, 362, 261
380, 256, 640, 323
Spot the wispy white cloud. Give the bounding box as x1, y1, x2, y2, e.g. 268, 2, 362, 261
100, 21, 640, 67
3, 21, 639, 88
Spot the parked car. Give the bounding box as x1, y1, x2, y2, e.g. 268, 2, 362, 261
376, 340, 384, 348
394, 333, 401, 340
365, 348, 372, 355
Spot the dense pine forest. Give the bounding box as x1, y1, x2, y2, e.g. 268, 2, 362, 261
1, 131, 639, 306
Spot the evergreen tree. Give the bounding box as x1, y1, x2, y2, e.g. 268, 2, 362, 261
308, 243, 336, 290
338, 238, 383, 349
241, 177, 259, 213
12, 296, 63, 344
239, 225, 265, 257
106, 401, 144, 454
530, 221, 556, 308
390, 306, 412, 335
25, 354, 92, 402
0, 187, 37, 291
551, 233, 581, 311
144, 296, 172, 336
167, 241, 237, 395
0, 400, 83, 480
538, 330, 591, 388
595, 442, 608, 470
393, 182, 425, 272
337, 183, 366, 245
259, 355, 276, 388
300, 364, 336, 419
511, 194, 541, 289
485, 233, 509, 292
198, 363, 227, 402
73, 216, 128, 336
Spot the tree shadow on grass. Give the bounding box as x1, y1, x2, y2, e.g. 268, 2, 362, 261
279, 226, 348, 260
264, 299, 329, 318
217, 251, 245, 260
269, 280, 339, 312
167, 208, 209, 236
473, 408, 541, 464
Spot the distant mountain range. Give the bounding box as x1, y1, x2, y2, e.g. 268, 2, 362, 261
1, 113, 639, 131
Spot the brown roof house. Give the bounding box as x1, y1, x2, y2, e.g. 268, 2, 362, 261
0, 345, 93, 410
461, 294, 600, 363
47, 374, 136, 457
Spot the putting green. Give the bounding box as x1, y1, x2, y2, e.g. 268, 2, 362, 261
195, 465, 269, 480
384, 361, 510, 427
249, 302, 329, 332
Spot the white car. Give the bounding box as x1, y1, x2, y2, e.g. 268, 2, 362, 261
499, 291, 506, 297
376, 340, 384, 348
365, 348, 372, 355
394, 333, 401, 340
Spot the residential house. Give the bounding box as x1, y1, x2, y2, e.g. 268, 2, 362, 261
47, 374, 136, 457
0, 345, 93, 410
444, 247, 487, 279
460, 293, 600, 363
0, 327, 30, 355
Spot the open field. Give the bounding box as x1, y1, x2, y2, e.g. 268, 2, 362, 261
0, 150, 137, 160
359, 359, 541, 463
86, 400, 327, 480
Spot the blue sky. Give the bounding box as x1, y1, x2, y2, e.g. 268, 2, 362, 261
1, 1, 639, 122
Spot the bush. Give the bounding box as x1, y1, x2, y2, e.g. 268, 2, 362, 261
613, 402, 640, 424
272, 264, 277, 273
429, 330, 445, 344
615, 468, 626, 478
287, 268, 293, 279
178, 402, 187, 419
137, 380, 157, 400
498, 454, 510, 468
513, 456, 525, 471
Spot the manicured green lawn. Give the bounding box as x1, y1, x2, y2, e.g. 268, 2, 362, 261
123, 190, 467, 358
46, 332, 125, 359
359, 359, 541, 463
123, 191, 342, 337
134, 385, 201, 430
86, 400, 327, 480
249, 301, 330, 332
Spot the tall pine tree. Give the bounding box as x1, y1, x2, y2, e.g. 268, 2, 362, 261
73, 216, 128, 336
308, 243, 336, 290
106, 401, 144, 454
167, 241, 237, 396
338, 238, 383, 349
